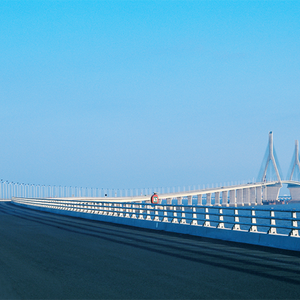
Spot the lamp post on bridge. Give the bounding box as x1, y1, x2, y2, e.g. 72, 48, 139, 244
0, 179, 3, 199
9, 182, 13, 199
4, 181, 8, 199
16, 182, 19, 197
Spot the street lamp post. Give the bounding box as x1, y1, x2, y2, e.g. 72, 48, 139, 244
0, 179, 3, 199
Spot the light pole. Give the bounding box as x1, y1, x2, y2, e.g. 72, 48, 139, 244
9, 182, 13, 199
16, 182, 19, 197
20, 183, 23, 197
5, 181, 8, 199
0, 179, 3, 199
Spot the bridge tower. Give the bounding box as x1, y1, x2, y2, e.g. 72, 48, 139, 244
259, 131, 282, 201
261, 131, 281, 182
288, 140, 300, 181
287, 140, 300, 201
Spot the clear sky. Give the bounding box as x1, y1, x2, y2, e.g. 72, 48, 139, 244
0, 1, 299, 190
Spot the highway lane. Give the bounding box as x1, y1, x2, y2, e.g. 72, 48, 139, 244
1, 202, 300, 299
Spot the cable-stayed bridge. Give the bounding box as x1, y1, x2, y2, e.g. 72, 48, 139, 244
2, 131, 300, 205
4, 131, 300, 251
2, 131, 300, 297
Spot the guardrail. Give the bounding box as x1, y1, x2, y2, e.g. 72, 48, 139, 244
0, 179, 257, 199
12, 197, 300, 238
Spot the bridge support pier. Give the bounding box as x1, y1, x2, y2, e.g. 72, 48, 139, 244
197, 194, 202, 205
256, 187, 262, 205
222, 191, 228, 206
167, 198, 172, 205
206, 193, 211, 206
229, 190, 236, 206
187, 195, 193, 205
215, 192, 220, 206
250, 187, 256, 205
177, 197, 182, 205
236, 189, 243, 206
287, 184, 300, 202
264, 183, 282, 202
243, 188, 250, 206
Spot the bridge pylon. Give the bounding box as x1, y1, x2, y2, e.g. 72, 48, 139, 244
261, 131, 281, 183
259, 131, 282, 202
287, 140, 300, 201
288, 140, 300, 181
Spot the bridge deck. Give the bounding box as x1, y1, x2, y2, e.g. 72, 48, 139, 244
1, 202, 300, 299
44, 180, 300, 202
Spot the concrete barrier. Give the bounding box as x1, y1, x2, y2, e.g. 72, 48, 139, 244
12, 199, 300, 252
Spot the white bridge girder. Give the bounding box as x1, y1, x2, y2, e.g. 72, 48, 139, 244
48, 180, 298, 205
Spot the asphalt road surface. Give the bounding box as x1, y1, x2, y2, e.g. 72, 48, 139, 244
1, 202, 300, 299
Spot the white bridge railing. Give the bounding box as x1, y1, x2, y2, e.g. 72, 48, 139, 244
12, 197, 300, 238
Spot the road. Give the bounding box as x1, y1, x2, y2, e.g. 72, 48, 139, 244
0, 202, 300, 299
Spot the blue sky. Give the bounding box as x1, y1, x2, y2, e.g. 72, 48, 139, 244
0, 1, 299, 190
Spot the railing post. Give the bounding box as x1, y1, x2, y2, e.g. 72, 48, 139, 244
146, 205, 152, 220
217, 208, 225, 228
268, 210, 277, 234
102, 202, 106, 214
289, 211, 299, 237
119, 204, 124, 217
249, 209, 257, 232
138, 204, 144, 219
125, 204, 130, 218
113, 203, 119, 216
131, 204, 137, 219
232, 209, 240, 230
108, 203, 113, 216
191, 207, 198, 225
180, 207, 186, 224
154, 205, 160, 221
103, 203, 108, 215
162, 206, 169, 222
204, 207, 210, 227
172, 206, 178, 223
